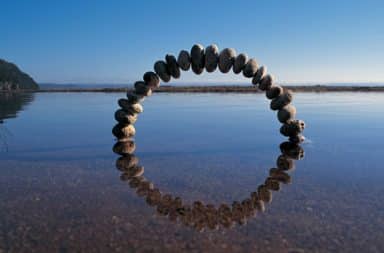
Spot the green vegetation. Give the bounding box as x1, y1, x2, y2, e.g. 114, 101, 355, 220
0, 59, 39, 91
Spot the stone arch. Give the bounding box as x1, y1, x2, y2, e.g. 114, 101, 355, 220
113, 44, 305, 142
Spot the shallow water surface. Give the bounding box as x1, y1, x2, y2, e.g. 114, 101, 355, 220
0, 92, 383, 253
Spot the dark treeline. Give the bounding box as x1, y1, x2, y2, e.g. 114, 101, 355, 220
0, 59, 39, 91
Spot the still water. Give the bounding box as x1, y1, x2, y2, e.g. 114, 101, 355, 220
0, 92, 383, 253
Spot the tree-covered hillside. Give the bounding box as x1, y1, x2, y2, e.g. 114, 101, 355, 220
0, 59, 39, 90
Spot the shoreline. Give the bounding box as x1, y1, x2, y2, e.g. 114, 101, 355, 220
2, 85, 384, 93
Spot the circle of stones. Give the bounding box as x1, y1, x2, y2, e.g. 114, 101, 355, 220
113, 140, 304, 230
112, 44, 306, 143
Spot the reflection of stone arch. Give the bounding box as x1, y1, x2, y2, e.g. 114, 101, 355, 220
113, 140, 304, 231
112, 44, 305, 142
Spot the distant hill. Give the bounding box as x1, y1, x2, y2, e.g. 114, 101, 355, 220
0, 59, 39, 91
39, 83, 129, 89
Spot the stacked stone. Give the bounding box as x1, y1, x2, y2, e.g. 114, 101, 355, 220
112, 70, 159, 145
113, 43, 305, 144
113, 140, 304, 231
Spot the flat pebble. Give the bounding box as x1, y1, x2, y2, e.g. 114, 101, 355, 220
270, 90, 293, 110
280, 124, 299, 137
118, 98, 131, 110
280, 119, 305, 138
190, 44, 205, 74
205, 44, 219, 72
143, 71, 160, 88
177, 50, 191, 71
269, 168, 292, 184
116, 155, 139, 171
242, 58, 258, 78
254, 199, 265, 212
266, 85, 283, 99
265, 177, 281, 191
218, 48, 236, 73
122, 166, 144, 178
257, 185, 272, 203
130, 103, 143, 114
128, 176, 144, 188
280, 141, 305, 160
118, 99, 143, 113
289, 135, 306, 144
134, 81, 152, 96
276, 155, 294, 171
277, 104, 296, 123
112, 140, 136, 155
154, 61, 171, 82
165, 54, 180, 79
259, 74, 274, 90
252, 66, 267, 85
126, 91, 144, 103
233, 53, 248, 74
112, 123, 136, 139
114, 109, 137, 124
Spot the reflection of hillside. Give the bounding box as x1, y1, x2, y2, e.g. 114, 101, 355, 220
0, 92, 35, 123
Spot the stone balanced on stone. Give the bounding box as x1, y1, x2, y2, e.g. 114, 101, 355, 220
112, 43, 305, 143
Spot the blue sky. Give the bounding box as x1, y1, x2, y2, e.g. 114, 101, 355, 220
1, 0, 383, 84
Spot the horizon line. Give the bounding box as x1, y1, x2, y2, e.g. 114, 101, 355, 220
38, 81, 384, 86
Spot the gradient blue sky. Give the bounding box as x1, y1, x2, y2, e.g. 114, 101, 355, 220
1, 0, 383, 84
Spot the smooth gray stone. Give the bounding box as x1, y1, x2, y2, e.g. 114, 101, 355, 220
118, 98, 131, 110
165, 54, 180, 79
134, 81, 152, 96
112, 140, 136, 155
270, 90, 293, 110
119, 101, 143, 114
130, 103, 143, 113
190, 44, 205, 74
218, 48, 236, 73
259, 74, 274, 91
252, 66, 267, 85
254, 199, 265, 212
298, 120, 306, 130
154, 60, 171, 82
120, 166, 144, 180
112, 123, 136, 139
269, 168, 291, 184
289, 135, 306, 144
126, 91, 144, 104
266, 85, 283, 99
257, 185, 272, 203
280, 141, 304, 160
233, 53, 248, 74
114, 109, 137, 124
116, 155, 139, 171
280, 120, 305, 137
205, 44, 219, 72
177, 50, 191, 71
143, 72, 160, 88
277, 104, 296, 123
118, 98, 143, 113
264, 177, 281, 191
276, 155, 294, 171
242, 58, 258, 78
